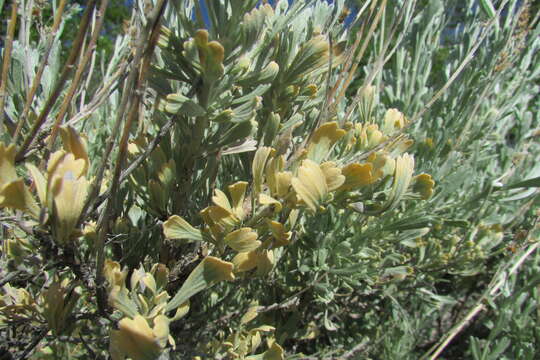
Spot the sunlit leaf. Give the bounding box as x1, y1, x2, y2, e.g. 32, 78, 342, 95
291, 159, 328, 212
60, 125, 89, 175
163, 215, 203, 242
165, 257, 235, 312
252, 147, 275, 195
306, 122, 346, 163
224, 228, 261, 252
339, 163, 375, 190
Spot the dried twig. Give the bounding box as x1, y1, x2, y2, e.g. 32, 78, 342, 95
15, 0, 98, 162
421, 229, 539, 360
336, 0, 387, 108
94, 0, 169, 314
409, 0, 510, 126
19, 327, 47, 360
0, 0, 19, 135
12, 0, 68, 143
339, 339, 370, 359
46, 0, 110, 150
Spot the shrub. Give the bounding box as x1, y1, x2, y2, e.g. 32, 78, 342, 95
0, 0, 538, 359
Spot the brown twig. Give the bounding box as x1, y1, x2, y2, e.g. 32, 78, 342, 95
421, 226, 539, 360
46, 0, 110, 151
336, 0, 387, 108
342, 0, 412, 125
0, 0, 19, 136
15, 0, 98, 162
12, 0, 68, 143
66, 57, 130, 127
94, 0, 168, 314
77, 61, 135, 226
19, 327, 47, 360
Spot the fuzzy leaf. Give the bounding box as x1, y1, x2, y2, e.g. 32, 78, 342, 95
50, 175, 89, 244
252, 147, 275, 195
163, 215, 203, 242
291, 159, 328, 212
224, 228, 261, 252
165, 256, 234, 312
306, 122, 346, 163
60, 126, 89, 175
110, 315, 162, 360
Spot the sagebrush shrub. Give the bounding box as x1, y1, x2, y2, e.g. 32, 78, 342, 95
0, 0, 538, 359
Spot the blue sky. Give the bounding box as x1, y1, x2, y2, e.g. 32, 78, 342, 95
124, 0, 356, 28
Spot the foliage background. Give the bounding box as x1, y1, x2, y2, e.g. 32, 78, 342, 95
0, 0, 539, 359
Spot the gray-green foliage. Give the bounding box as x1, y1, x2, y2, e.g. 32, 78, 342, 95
0, 0, 539, 359
242, 0, 540, 358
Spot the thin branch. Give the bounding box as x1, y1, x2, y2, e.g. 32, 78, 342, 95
15, 0, 98, 162
86, 112, 176, 212
336, 0, 387, 107
409, 0, 510, 126
421, 231, 539, 360
79, 8, 100, 111
12, 0, 68, 143
258, 273, 326, 314
0, 0, 19, 135
0, 270, 23, 287
20, 0, 34, 92
66, 57, 129, 127
94, 0, 168, 314
78, 62, 136, 226
120, 115, 175, 183
19, 327, 47, 360
46, 0, 110, 151
340, 339, 370, 359
342, 0, 412, 125
326, 10, 367, 106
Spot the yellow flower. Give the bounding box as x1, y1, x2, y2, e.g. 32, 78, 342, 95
267, 220, 291, 247
232, 249, 274, 276
252, 147, 275, 195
